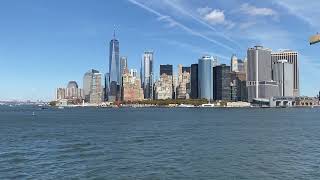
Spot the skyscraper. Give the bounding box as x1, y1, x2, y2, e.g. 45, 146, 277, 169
198, 56, 216, 100
272, 60, 294, 97
247, 46, 279, 102
108, 31, 120, 101
231, 55, 238, 72
141, 51, 154, 99
190, 64, 198, 99
154, 74, 173, 100
213, 64, 231, 101
271, 50, 299, 96
120, 56, 128, 76
130, 69, 138, 78
160, 64, 173, 76
182, 66, 191, 74
83, 69, 100, 102
83, 69, 103, 104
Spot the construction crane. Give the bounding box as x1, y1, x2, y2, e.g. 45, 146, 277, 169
310, 33, 320, 45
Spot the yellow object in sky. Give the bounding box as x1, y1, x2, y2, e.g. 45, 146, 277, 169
310, 34, 320, 45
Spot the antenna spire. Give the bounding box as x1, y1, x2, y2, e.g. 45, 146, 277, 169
113, 25, 116, 39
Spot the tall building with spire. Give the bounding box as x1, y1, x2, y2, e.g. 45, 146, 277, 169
108, 29, 120, 101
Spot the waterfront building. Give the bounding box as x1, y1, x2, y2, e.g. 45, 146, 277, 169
230, 72, 247, 102
66, 81, 82, 99
247, 46, 279, 102
83, 69, 100, 102
122, 71, 144, 102
271, 50, 299, 96
213, 64, 231, 101
176, 65, 191, 99
272, 60, 294, 97
83, 70, 103, 104
190, 64, 198, 99
104, 73, 109, 101
108, 31, 120, 101
172, 75, 178, 99
56, 88, 66, 100
154, 74, 173, 100
141, 51, 154, 99
160, 64, 173, 76
89, 72, 103, 104
198, 56, 217, 100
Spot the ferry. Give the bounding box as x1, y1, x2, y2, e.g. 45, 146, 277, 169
201, 104, 215, 108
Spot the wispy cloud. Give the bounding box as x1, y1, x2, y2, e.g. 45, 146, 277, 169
274, 0, 320, 29
240, 3, 277, 17
127, 0, 234, 51
160, 0, 241, 49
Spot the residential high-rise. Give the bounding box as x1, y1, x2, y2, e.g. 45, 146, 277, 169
247, 46, 279, 102
56, 88, 66, 100
141, 51, 154, 99
66, 81, 80, 99
108, 31, 120, 101
160, 64, 173, 76
271, 50, 299, 96
198, 56, 217, 100
213, 64, 231, 101
190, 64, 198, 99
272, 59, 294, 97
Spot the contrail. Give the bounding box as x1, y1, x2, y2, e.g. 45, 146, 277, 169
127, 0, 235, 52
162, 0, 242, 49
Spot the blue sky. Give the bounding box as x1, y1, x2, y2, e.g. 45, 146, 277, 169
1, 0, 320, 101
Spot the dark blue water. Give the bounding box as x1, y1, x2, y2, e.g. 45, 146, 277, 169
0, 106, 320, 179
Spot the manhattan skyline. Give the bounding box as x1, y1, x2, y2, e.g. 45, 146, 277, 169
1, 0, 320, 101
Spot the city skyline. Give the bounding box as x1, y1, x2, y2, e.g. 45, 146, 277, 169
1, 0, 320, 101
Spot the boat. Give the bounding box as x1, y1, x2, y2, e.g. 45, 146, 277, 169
201, 104, 215, 108
58, 106, 64, 109
178, 104, 195, 108
32, 112, 36, 116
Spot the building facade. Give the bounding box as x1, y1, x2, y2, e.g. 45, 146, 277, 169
160, 64, 173, 76
108, 32, 120, 101
190, 64, 198, 99
213, 64, 231, 101
230, 72, 247, 102
247, 46, 279, 102
141, 51, 154, 99
122, 72, 144, 102
272, 60, 294, 97
198, 56, 217, 100
271, 50, 299, 96
154, 74, 173, 100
